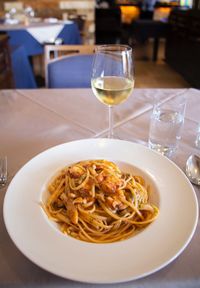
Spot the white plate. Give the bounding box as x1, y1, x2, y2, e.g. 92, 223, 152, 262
3, 139, 198, 284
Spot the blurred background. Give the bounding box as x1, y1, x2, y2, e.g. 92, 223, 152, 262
0, 0, 199, 89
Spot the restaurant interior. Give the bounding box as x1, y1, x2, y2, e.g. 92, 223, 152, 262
1, 0, 200, 287
0, 0, 199, 89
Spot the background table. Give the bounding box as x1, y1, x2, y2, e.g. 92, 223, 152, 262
11, 45, 37, 88
0, 21, 81, 56
0, 88, 199, 288
131, 20, 169, 61
0, 21, 81, 88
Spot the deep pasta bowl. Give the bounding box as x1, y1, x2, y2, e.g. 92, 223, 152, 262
3, 138, 199, 284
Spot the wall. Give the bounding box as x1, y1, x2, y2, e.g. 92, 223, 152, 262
0, 0, 94, 13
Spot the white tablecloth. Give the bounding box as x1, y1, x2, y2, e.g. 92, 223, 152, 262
0, 20, 72, 31
0, 20, 73, 43
0, 88, 199, 288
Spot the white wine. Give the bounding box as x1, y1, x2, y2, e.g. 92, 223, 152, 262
91, 76, 134, 106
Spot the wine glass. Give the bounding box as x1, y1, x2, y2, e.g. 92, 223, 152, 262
91, 44, 134, 138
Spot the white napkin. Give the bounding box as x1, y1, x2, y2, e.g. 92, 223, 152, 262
4, 18, 19, 25
44, 18, 58, 23
26, 24, 64, 44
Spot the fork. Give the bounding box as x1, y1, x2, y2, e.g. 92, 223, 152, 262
0, 156, 8, 188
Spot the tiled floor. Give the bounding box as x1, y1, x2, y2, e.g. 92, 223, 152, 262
135, 60, 190, 88
133, 40, 190, 88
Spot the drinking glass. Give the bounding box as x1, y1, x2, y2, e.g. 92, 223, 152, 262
91, 45, 134, 138
148, 93, 187, 158
195, 123, 200, 149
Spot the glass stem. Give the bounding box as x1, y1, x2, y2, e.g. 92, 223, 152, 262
108, 105, 114, 138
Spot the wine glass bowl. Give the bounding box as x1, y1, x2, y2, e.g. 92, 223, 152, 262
91, 45, 134, 138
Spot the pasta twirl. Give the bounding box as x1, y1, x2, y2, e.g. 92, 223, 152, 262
42, 160, 159, 243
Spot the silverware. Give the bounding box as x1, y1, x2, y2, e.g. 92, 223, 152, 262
185, 154, 200, 186
0, 156, 8, 188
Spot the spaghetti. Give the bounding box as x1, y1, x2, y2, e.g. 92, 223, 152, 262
43, 160, 159, 243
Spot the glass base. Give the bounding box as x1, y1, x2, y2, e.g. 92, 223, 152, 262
195, 134, 200, 149
148, 141, 176, 158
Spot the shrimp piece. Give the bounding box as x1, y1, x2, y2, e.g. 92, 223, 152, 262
99, 175, 123, 195
106, 196, 127, 211
68, 165, 85, 179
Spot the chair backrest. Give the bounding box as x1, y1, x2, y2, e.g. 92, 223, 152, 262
44, 44, 95, 88
0, 34, 14, 89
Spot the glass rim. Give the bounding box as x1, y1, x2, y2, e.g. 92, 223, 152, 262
95, 44, 132, 53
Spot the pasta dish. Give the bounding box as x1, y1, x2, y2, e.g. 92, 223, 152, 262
43, 160, 159, 243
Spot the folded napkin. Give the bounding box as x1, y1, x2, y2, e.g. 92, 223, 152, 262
26, 24, 64, 44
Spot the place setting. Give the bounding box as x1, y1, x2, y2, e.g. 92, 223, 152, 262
1, 1, 200, 286
2, 44, 199, 284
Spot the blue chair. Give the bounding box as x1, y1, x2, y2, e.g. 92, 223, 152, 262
45, 45, 95, 88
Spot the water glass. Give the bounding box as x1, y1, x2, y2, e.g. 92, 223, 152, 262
148, 94, 187, 158
195, 123, 200, 149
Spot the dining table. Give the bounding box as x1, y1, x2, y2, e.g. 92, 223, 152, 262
0, 20, 81, 57
0, 87, 200, 288
131, 20, 169, 62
